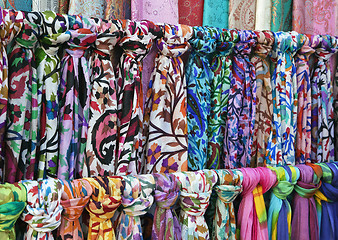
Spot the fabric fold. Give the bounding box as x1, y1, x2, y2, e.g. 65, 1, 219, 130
271, 0, 292, 31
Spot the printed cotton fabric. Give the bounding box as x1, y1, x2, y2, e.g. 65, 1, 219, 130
228, 0, 256, 30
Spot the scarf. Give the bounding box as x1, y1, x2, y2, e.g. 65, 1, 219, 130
271, 0, 292, 31
203, 0, 229, 28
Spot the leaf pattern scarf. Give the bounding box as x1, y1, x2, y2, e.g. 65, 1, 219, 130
224, 30, 257, 168
267, 166, 299, 240
0, 182, 26, 240
174, 170, 218, 240
86, 176, 123, 240
250, 30, 274, 167
21, 179, 64, 240
116, 174, 155, 240
152, 173, 181, 240
59, 179, 92, 240
310, 35, 337, 163
84, 18, 122, 177
143, 23, 192, 174
266, 31, 305, 166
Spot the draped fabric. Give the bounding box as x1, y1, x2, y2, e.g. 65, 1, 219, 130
335, 66, 338, 161
105, 0, 131, 20
143, 24, 192, 173
310, 35, 337, 163
84, 19, 121, 177
255, 0, 271, 30
250, 30, 274, 167
58, 23, 96, 180
59, 179, 92, 240
178, 0, 203, 26
207, 29, 237, 170
211, 169, 243, 240
295, 36, 314, 164
202, 0, 229, 29
224, 30, 257, 168
0, 183, 26, 240
271, 0, 292, 31
116, 174, 155, 239
174, 170, 218, 240
21, 179, 64, 240
32, 0, 58, 12
152, 173, 181, 240
6, 0, 32, 11
267, 166, 299, 240
68, 0, 105, 18
228, 0, 256, 30
86, 176, 123, 240
266, 31, 305, 166
58, 0, 68, 14
291, 164, 322, 240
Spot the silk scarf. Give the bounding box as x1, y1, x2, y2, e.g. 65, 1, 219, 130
58, 0, 68, 13
203, 0, 229, 28
271, 0, 292, 31
6, 0, 32, 11
68, 0, 105, 18
255, 0, 271, 30
105, 0, 131, 20
32, 0, 58, 11
178, 0, 203, 26
228, 0, 256, 30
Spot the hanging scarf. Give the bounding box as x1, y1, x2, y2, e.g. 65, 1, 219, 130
116, 174, 155, 240
58, 0, 68, 14
203, 0, 229, 28
105, 0, 131, 20
143, 23, 192, 173
178, 0, 203, 26
315, 162, 338, 239
86, 176, 123, 240
36, 12, 69, 179
152, 173, 181, 240
271, 0, 292, 31
5, 0, 31, 11
310, 35, 337, 163
291, 164, 322, 240
295, 36, 314, 164
255, 0, 271, 30
174, 170, 218, 240
228, 0, 256, 30
0, 182, 26, 240
207, 29, 238, 170
59, 179, 92, 240
58, 23, 97, 180
115, 20, 161, 175
21, 179, 64, 240
266, 31, 305, 166
32, 1, 58, 11
68, 0, 105, 18
267, 166, 299, 240
250, 30, 274, 167
84, 18, 122, 177
224, 30, 257, 168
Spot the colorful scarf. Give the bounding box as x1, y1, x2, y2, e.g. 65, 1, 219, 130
59, 179, 92, 240
143, 23, 192, 173
86, 176, 123, 240
152, 173, 181, 240
0, 182, 26, 240
58, 0, 68, 13
68, 0, 105, 18
21, 179, 64, 240
105, 0, 131, 20
228, 0, 256, 30
5, 0, 31, 11
203, 0, 229, 28
271, 0, 292, 31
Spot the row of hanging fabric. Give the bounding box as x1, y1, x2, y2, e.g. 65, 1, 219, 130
1, 163, 337, 240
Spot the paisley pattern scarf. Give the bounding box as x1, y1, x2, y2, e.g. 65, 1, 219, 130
143, 24, 192, 174
271, 0, 293, 31
0, 183, 26, 240
224, 30, 257, 168
21, 179, 64, 240
228, 0, 256, 30
152, 173, 181, 240
59, 179, 92, 240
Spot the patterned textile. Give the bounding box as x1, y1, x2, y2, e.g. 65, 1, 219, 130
271, 0, 292, 31
152, 173, 181, 240
21, 179, 64, 240
228, 0, 256, 30
59, 179, 92, 240
68, 0, 105, 18
0, 183, 26, 240
178, 0, 203, 26
207, 29, 238, 170
174, 170, 218, 240
224, 30, 257, 168
6, 0, 32, 11
58, 0, 68, 14
86, 176, 123, 240
255, 0, 271, 30
142, 24, 192, 174
58, 24, 97, 180
335, 65, 338, 161
84, 19, 122, 177
115, 20, 161, 175
32, 0, 58, 12
250, 30, 274, 167
116, 174, 155, 239
266, 31, 305, 166
267, 166, 299, 240
203, 0, 229, 29
291, 164, 322, 240
310, 35, 337, 163
295, 36, 314, 164
105, 0, 131, 20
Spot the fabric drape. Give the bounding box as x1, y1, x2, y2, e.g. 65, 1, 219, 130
255, 0, 271, 30
228, 0, 256, 30
224, 30, 257, 168
271, 0, 292, 31
250, 30, 274, 167
58, 0, 68, 14
203, 0, 229, 29
68, 0, 105, 18
21, 179, 64, 240
178, 0, 203, 26
267, 166, 299, 240
59, 179, 92, 240
152, 173, 181, 240
6, 0, 32, 11
142, 24, 192, 174
86, 176, 123, 240
105, 0, 131, 20
32, 0, 58, 12
0, 182, 26, 240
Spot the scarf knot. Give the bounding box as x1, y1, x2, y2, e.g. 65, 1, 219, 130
215, 169, 243, 203
317, 163, 338, 202
180, 191, 211, 216
14, 19, 42, 49
253, 30, 274, 59
41, 33, 71, 57
311, 35, 338, 61
154, 173, 180, 209
234, 30, 257, 56
216, 29, 238, 54
0, 9, 24, 45
190, 26, 218, 55
65, 29, 97, 57
271, 32, 304, 61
